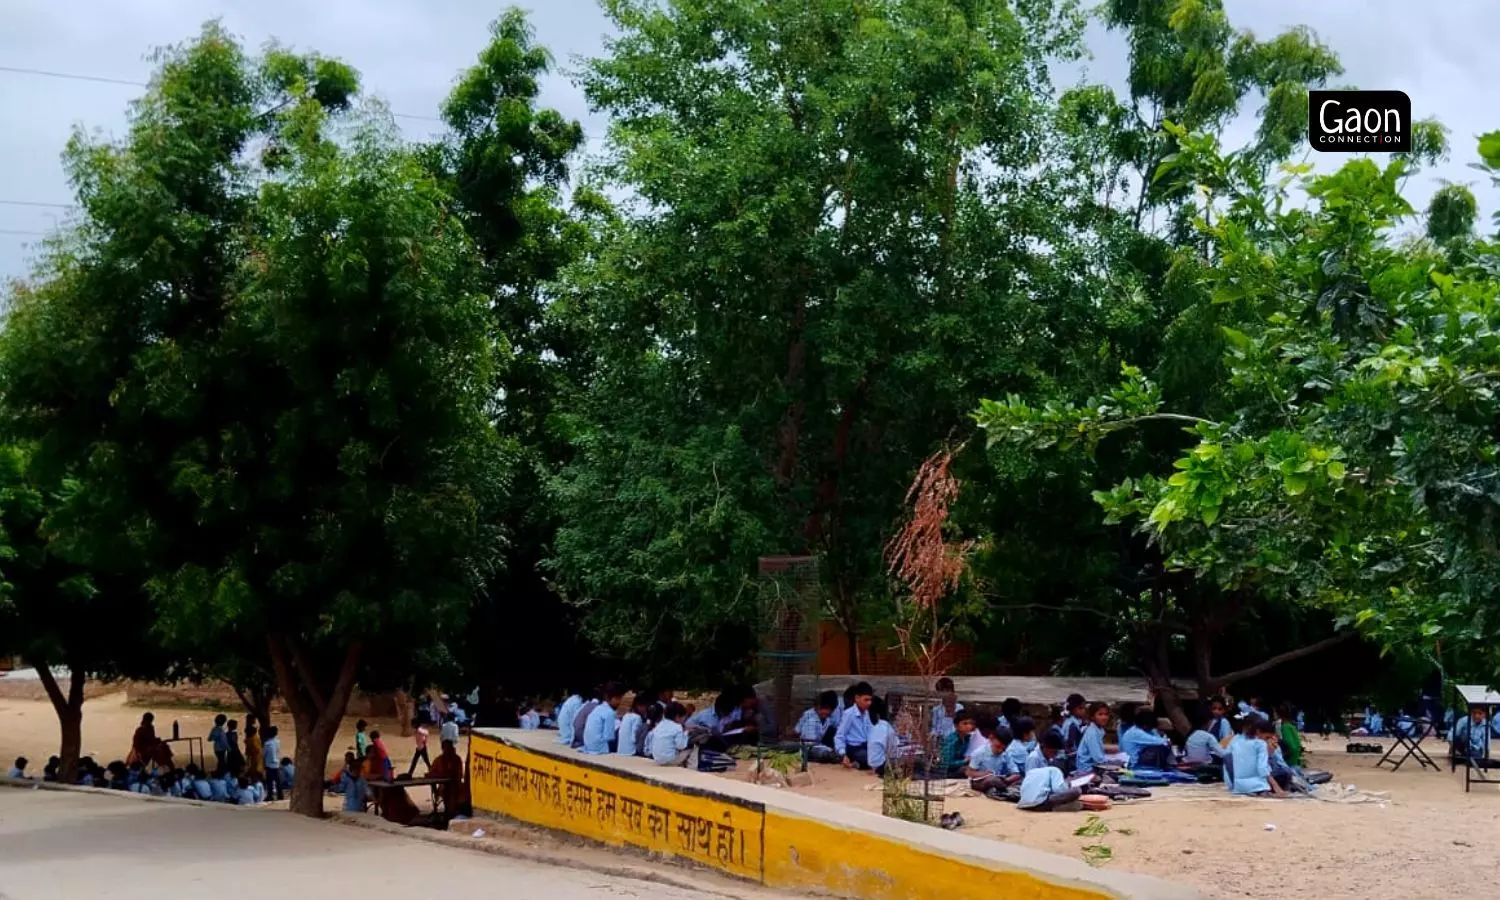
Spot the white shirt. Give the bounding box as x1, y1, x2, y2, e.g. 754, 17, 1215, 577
650, 719, 690, 764
441, 719, 462, 743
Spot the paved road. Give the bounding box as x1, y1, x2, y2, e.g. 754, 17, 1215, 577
0, 787, 758, 900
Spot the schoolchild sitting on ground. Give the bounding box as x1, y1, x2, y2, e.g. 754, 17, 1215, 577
6, 757, 27, 779
1120, 708, 1173, 768
1003, 716, 1038, 773
1262, 726, 1296, 794
1017, 760, 1082, 812
1206, 696, 1233, 741
1060, 694, 1088, 752
1228, 718, 1276, 796
835, 682, 875, 769
617, 693, 648, 758
797, 691, 840, 762
1275, 703, 1304, 768
866, 697, 898, 776
937, 710, 987, 779
1027, 730, 1065, 772
1074, 702, 1127, 775
686, 691, 738, 741
967, 726, 1020, 794
1182, 708, 1225, 767
998, 697, 1022, 733
651, 702, 693, 766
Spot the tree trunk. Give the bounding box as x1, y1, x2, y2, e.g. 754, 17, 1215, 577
269, 636, 364, 818
394, 689, 413, 738
35, 663, 86, 782
1139, 628, 1192, 734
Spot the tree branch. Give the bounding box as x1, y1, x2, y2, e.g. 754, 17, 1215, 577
67, 668, 86, 710
33, 661, 70, 716
318, 641, 364, 731
288, 637, 329, 715
1206, 631, 1357, 691
266, 634, 306, 723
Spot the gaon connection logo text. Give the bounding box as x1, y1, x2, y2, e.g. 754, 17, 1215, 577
1309, 90, 1412, 153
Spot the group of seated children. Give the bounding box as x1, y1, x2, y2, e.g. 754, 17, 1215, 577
12, 753, 294, 805
544, 682, 773, 772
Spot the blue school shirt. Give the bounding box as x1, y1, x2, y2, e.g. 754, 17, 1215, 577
581, 703, 616, 754
930, 702, 964, 737
262, 736, 281, 771
1229, 737, 1271, 794
1453, 718, 1491, 757
867, 721, 896, 769
834, 705, 870, 755
280, 763, 295, 787
685, 707, 722, 734
1003, 738, 1036, 772
1119, 727, 1171, 767
967, 743, 1017, 776
616, 712, 644, 757
650, 719, 689, 763
1208, 717, 1231, 741
209, 778, 231, 802
192, 777, 213, 800
1075, 723, 1107, 774
796, 708, 831, 742
342, 775, 368, 812
1061, 715, 1085, 750
1183, 729, 1222, 765
1024, 746, 1051, 772
1017, 766, 1067, 809
555, 694, 584, 745
209, 725, 227, 753
235, 787, 256, 805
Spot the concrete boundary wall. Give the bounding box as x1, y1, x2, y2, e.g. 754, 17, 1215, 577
468, 729, 1200, 900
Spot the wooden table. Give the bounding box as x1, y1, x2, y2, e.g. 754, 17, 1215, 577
366, 777, 456, 816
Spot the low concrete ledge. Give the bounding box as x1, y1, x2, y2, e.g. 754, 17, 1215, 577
468, 729, 1201, 900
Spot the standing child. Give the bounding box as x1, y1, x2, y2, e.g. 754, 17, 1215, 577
617, 694, 648, 758
440, 713, 461, 747
355, 719, 371, 761
208, 714, 228, 773
407, 724, 431, 776
225, 719, 243, 773
866, 697, 897, 777
261, 725, 283, 801
834, 682, 875, 770
650, 702, 692, 766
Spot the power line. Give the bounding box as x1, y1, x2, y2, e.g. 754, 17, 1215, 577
0, 199, 72, 209
0, 64, 145, 87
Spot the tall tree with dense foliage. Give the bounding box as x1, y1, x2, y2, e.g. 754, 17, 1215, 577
0, 26, 506, 814
982, 126, 1500, 687
424, 12, 601, 701
551, 0, 1096, 677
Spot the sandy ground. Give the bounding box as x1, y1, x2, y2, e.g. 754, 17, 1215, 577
0, 690, 429, 781
723, 737, 1500, 900
0, 787, 797, 900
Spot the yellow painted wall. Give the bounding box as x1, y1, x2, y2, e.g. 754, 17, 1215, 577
470, 733, 1117, 900
761, 809, 1109, 900
469, 733, 764, 881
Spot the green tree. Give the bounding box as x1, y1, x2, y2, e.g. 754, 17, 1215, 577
424, 11, 600, 701
1, 26, 506, 814
551, 0, 1092, 677
981, 127, 1500, 685
0, 441, 163, 780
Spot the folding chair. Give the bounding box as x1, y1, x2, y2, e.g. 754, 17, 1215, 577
1375, 716, 1439, 771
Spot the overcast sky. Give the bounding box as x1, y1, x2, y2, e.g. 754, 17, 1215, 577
2, 0, 1495, 279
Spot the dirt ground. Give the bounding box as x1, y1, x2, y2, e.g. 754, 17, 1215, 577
721, 737, 1500, 900
0, 690, 430, 782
